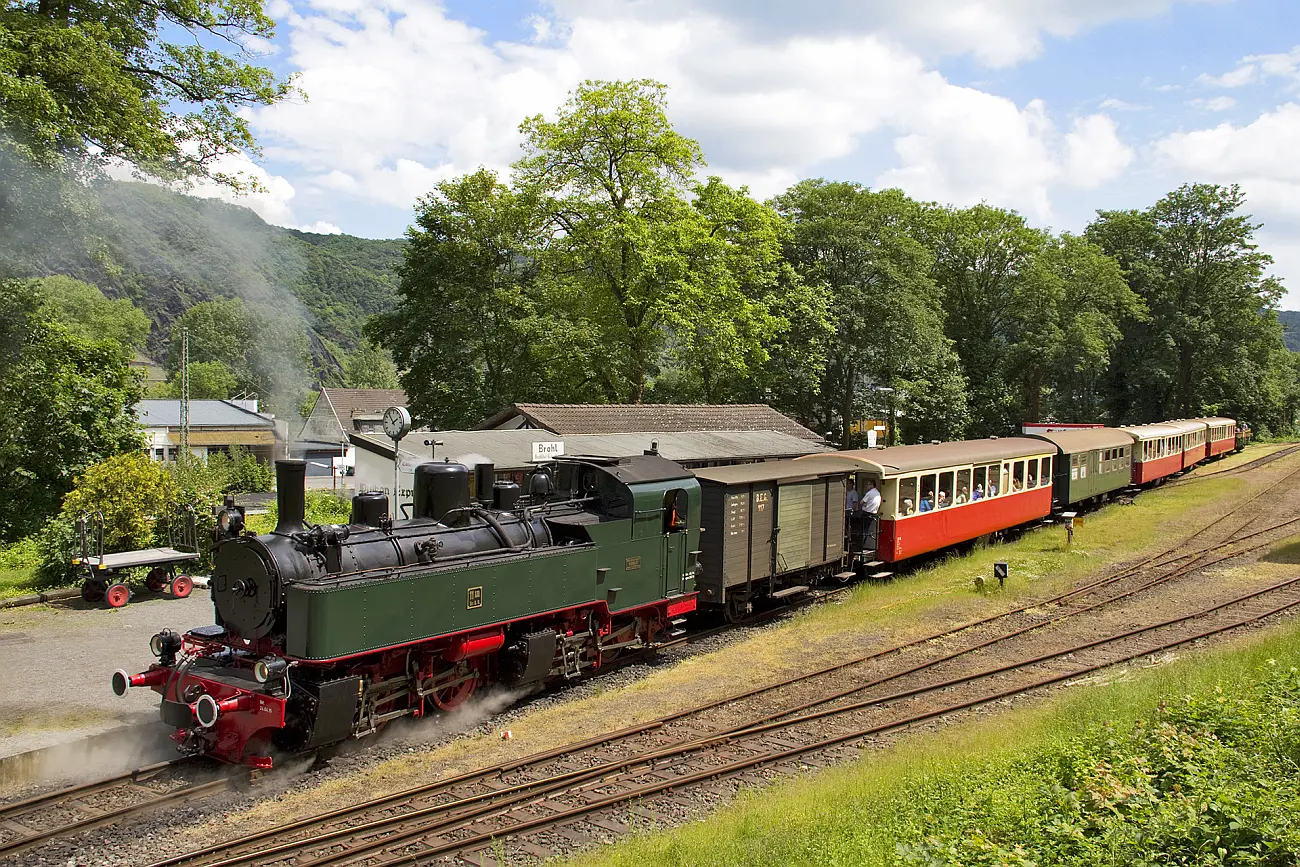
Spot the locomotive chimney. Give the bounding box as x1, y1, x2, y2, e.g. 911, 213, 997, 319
274, 459, 307, 534
474, 463, 495, 505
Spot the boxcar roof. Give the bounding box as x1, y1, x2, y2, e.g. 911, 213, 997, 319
1026, 428, 1134, 453
693, 455, 852, 485
803, 438, 1053, 476
1162, 419, 1209, 435
1121, 423, 1183, 440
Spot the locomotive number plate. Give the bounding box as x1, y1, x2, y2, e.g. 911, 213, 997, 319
466, 586, 483, 609
625, 557, 641, 571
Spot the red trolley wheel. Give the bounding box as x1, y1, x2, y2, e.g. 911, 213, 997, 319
81, 581, 104, 603
170, 574, 193, 599
105, 583, 130, 608
145, 567, 169, 593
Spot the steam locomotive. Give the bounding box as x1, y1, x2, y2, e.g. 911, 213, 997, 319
112, 456, 700, 767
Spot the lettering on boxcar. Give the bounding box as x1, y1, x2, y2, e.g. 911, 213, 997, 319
625, 556, 642, 571
466, 586, 483, 609
755, 491, 770, 512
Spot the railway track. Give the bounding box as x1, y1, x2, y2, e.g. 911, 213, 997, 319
144, 460, 1300, 867
1170, 441, 1300, 485
0, 758, 240, 859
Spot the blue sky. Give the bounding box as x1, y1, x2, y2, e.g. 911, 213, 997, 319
196, 0, 1300, 307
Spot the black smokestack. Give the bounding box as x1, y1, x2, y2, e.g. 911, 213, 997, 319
275, 459, 307, 533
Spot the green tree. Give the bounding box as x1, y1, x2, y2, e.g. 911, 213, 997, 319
516, 79, 777, 402
31, 275, 151, 354
373, 168, 541, 428
60, 452, 175, 551
1087, 183, 1294, 429
343, 339, 399, 389
0, 280, 143, 541
148, 359, 239, 399
0, 0, 296, 185
773, 180, 967, 444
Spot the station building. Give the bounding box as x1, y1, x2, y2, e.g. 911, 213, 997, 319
136, 399, 277, 463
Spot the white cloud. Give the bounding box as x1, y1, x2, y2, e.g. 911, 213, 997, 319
247, 0, 1142, 221
1187, 96, 1238, 111
1100, 97, 1149, 111
1199, 45, 1300, 90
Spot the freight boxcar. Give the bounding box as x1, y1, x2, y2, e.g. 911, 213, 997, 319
694, 457, 852, 622
1026, 428, 1134, 508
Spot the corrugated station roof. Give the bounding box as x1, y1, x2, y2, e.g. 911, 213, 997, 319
1026, 428, 1134, 452
479, 403, 823, 442
803, 438, 1055, 475
353, 428, 831, 467
693, 455, 855, 485
1121, 423, 1184, 440
136, 400, 274, 428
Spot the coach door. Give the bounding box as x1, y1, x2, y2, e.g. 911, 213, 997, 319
661, 488, 689, 596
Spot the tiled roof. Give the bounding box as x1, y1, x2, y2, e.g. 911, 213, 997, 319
320, 388, 408, 421
480, 403, 823, 442
135, 400, 274, 428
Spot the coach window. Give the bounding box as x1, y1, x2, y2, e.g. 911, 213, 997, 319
956, 468, 971, 503
1039, 457, 1051, 485
881, 479, 898, 517
1010, 460, 1024, 491
898, 476, 918, 516
1001, 463, 1011, 496
937, 470, 955, 506
972, 466, 986, 498
919, 473, 938, 510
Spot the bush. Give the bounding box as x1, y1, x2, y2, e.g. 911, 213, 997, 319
262, 489, 353, 527
0, 537, 40, 570
60, 453, 176, 551
35, 515, 79, 586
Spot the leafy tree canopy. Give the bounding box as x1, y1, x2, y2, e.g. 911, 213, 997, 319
29, 274, 151, 354
343, 339, 399, 389
0, 0, 296, 187
0, 279, 143, 541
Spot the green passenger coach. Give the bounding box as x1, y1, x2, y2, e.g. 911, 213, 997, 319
1026, 428, 1135, 508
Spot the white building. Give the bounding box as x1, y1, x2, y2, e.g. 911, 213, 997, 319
136, 399, 277, 463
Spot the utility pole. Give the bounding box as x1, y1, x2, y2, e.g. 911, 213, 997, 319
179, 327, 190, 460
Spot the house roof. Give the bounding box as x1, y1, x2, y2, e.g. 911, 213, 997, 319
135, 400, 274, 428
320, 388, 408, 423
479, 403, 823, 442
350, 428, 830, 469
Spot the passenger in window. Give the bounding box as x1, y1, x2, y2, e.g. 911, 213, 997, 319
861, 479, 881, 516
987, 480, 997, 497
1027, 471, 1036, 488
937, 490, 950, 508
956, 486, 969, 504
902, 498, 915, 516
919, 491, 934, 512
972, 484, 984, 501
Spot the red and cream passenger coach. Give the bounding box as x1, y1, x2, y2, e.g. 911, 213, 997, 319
813, 439, 1055, 562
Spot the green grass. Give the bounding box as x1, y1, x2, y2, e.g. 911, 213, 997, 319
571, 616, 1300, 867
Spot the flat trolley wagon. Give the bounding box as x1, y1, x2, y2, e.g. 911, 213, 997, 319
1025, 427, 1133, 509
694, 457, 853, 622
74, 508, 199, 608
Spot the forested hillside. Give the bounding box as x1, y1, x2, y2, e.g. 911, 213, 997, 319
21, 180, 404, 381
1281, 310, 1300, 352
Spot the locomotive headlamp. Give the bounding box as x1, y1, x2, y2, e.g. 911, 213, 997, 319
253, 656, 289, 684
149, 629, 182, 662
217, 508, 245, 535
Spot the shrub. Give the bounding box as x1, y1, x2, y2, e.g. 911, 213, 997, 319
0, 537, 40, 570
60, 453, 177, 551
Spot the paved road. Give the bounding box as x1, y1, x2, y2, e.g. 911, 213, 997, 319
0, 590, 215, 768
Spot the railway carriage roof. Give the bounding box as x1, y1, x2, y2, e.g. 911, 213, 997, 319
1026, 428, 1134, 453
1121, 423, 1183, 440
1162, 419, 1210, 435
1185, 416, 1236, 427
693, 456, 853, 485
802, 438, 1053, 476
